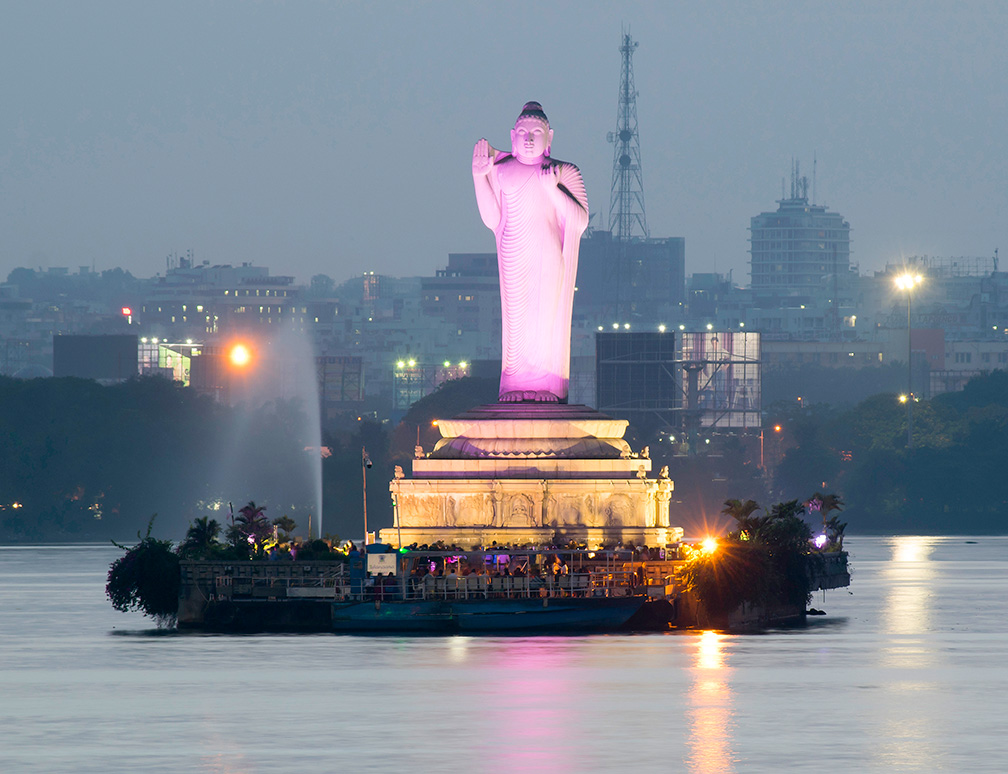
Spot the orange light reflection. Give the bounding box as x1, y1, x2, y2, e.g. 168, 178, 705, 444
686, 630, 734, 773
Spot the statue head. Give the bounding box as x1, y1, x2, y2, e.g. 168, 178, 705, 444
511, 101, 553, 164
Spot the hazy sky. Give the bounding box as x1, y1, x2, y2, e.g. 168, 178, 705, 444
3, 1, 1007, 286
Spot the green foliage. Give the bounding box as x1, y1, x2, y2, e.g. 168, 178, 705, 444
236, 501, 271, 553
0, 375, 326, 542
272, 515, 297, 543
825, 515, 847, 551
679, 542, 773, 616
294, 539, 343, 561
683, 497, 819, 619
178, 516, 223, 559
106, 516, 180, 624
766, 369, 1008, 533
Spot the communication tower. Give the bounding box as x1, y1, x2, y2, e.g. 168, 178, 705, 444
608, 31, 649, 242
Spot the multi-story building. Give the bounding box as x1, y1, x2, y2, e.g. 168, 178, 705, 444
140, 260, 306, 338
419, 253, 501, 360
576, 230, 686, 326
749, 170, 851, 299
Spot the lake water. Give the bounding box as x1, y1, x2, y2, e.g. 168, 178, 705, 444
1, 536, 1006, 773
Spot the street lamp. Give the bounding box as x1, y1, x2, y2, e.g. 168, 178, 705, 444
361, 447, 373, 545
895, 272, 923, 448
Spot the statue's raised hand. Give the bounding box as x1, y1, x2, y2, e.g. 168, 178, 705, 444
472, 138, 495, 177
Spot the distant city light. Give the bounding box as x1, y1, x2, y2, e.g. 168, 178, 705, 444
701, 537, 718, 554
408, 359, 416, 367
121, 306, 132, 316
444, 360, 451, 367
706, 323, 713, 330
679, 324, 685, 331
814, 534, 828, 549
658, 324, 666, 332
612, 323, 619, 329
623, 323, 630, 330
459, 361, 467, 369
396, 360, 405, 369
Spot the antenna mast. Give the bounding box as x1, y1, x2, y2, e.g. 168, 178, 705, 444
608, 29, 649, 242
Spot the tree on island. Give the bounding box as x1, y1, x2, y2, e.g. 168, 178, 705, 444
178, 516, 223, 559
233, 501, 271, 554
272, 515, 297, 544
106, 516, 180, 626
721, 498, 763, 538
681, 497, 822, 623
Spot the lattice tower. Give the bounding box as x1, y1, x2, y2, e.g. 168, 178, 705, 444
608, 31, 649, 242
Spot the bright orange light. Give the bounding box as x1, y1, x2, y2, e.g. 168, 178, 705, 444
229, 344, 251, 367
774, 425, 782, 433
701, 537, 718, 554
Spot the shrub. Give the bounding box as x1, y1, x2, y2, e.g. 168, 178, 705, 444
106, 516, 180, 626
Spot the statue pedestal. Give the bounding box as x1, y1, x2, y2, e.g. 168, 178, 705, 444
382, 404, 681, 549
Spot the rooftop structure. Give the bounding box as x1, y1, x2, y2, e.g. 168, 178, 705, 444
749, 161, 851, 300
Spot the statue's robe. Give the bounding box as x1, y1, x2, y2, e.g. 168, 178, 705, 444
488, 156, 589, 401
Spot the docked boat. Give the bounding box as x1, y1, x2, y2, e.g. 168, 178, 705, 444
178, 547, 677, 634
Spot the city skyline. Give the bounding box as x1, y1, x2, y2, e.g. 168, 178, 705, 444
3, 1, 1007, 286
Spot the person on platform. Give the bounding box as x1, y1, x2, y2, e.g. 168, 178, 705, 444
472, 101, 589, 403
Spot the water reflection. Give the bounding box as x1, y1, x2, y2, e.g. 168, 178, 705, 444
873, 536, 942, 769
883, 536, 939, 639
687, 631, 734, 773
478, 639, 573, 773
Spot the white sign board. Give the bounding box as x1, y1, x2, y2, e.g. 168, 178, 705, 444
367, 553, 397, 575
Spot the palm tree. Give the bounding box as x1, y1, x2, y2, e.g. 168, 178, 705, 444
179, 516, 222, 558
272, 515, 296, 544
764, 500, 812, 551
824, 515, 848, 551
806, 491, 845, 532
722, 498, 764, 541
236, 501, 271, 553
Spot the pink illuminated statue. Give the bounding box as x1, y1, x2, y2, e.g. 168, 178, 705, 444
473, 101, 589, 403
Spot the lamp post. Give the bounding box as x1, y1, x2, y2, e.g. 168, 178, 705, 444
361, 446, 372, 545
895, 272, 923, 448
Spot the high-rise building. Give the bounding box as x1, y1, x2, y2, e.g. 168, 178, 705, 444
577, 230, 686, 324
749, 164, 851, 295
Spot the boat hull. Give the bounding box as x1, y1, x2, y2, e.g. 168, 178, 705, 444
330, 595, 648, 634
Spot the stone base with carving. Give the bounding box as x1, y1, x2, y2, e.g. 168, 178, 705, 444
382, 404, 682, 550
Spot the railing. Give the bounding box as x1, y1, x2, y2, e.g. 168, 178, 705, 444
180, 560, 347, 602
344, 570, 653, 603
182, 560, 675, 604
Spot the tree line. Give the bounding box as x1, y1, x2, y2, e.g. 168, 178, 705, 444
4, 368, 1008, 543
0, 375, 394, 543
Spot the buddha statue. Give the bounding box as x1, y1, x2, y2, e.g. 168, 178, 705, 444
472, 102, 589, 402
